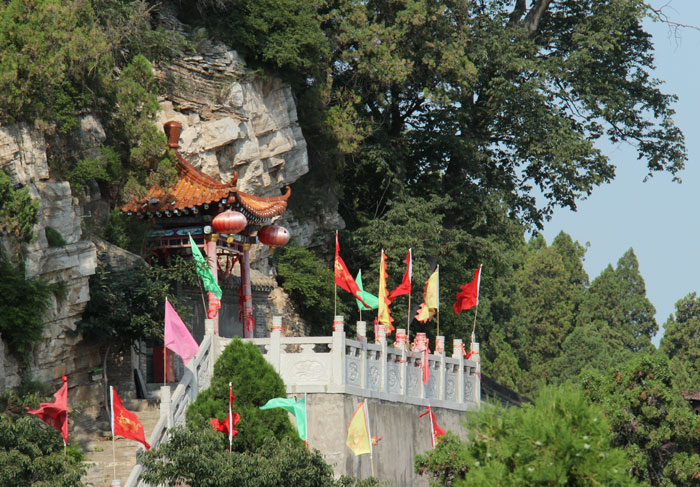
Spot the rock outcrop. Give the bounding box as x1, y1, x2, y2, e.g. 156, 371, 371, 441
0, 123, 99, 395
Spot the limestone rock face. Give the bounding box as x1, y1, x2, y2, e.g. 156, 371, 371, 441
155, 44, 308, 197
0, 121, 99, 393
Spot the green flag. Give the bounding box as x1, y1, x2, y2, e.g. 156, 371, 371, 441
189, 234, 222, 299
355, 269, 379, 311
260, 397, 307, 441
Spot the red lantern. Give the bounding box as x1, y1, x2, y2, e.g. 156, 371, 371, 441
258, 225, 290, 247
212, 210, 247, 235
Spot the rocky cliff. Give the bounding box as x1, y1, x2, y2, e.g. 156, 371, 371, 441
0, 41, 332, 395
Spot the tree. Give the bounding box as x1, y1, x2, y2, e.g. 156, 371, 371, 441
140, 427, 334, 487
185, 338, 300, 451
582, 353, 700, 487
578, 249, 657, 354
320, 0, 685, 231
415, 384, 640, 487
508, 232, 588, 391
659, 292, 700, 389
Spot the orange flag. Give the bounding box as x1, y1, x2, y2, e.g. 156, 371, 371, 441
377, 250, 394, 332
415, 266, 439, 322
346, 401, 372, 456
111, 387, 150, 450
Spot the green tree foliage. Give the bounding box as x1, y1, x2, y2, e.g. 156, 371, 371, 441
660, 293, 700, 389
507, 232, 588, 391
274, 243, 346, 335
140, 425, 379, 487
416, 385, 640, 487
0, 0, 110, 133
180, 0, 328, 85
578, 249, 657, 354
0, 412, 85, 487
78, 257, 198, 349
186, 338, 300, 451
582, 353, 700, 487
141, 428, 333, 487
320, 0, 685, 230
0, 258, 52, 357
0, 170, 40, 244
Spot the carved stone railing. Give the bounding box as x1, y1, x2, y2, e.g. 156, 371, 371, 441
222, 319, 481, 411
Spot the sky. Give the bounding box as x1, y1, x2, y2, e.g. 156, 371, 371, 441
540, 1, 700, 346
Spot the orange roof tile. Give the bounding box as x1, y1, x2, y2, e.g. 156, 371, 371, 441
120, 150, 290, 222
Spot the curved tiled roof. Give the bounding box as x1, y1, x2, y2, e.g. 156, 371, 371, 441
120, 150, 290, 221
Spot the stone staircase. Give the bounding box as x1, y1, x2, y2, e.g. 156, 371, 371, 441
76, 399, 161, 487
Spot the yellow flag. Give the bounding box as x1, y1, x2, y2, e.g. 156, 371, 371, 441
377, 250, 394, 331
346, 401, 371, 456
415, 266, 439, 323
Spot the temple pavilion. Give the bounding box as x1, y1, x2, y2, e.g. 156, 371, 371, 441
121, 121, 291, 344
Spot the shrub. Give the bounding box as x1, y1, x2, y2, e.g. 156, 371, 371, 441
186, 338, 300, 451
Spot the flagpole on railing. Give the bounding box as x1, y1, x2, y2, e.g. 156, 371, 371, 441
110, 386, 117, 482
470, 264, 482, 340
436, 265, 440, 338
163, 347, 167, 387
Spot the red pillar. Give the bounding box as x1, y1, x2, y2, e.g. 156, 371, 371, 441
205, 234, 220, 335
240, 246, 254, 338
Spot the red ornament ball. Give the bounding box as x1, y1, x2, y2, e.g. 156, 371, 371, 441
212, 210, 247, 235
258, 225, 290, 247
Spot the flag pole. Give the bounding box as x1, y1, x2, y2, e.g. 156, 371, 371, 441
334, 231, 338, 318
230, 383, 234, 453
436, 265, 440, 338
163, 346, 167, 387
305, 392, 309, 449
364, 401, 375, 478
110, 386, 117, 482
470, 264, 482, 340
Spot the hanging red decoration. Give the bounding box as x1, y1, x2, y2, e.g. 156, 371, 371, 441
258, 225, 290, 247
212, 210, 247, 235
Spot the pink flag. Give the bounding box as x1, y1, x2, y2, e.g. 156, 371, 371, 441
164, 298, 199, 365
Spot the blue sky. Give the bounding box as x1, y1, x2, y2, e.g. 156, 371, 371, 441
541, 1, 700, 345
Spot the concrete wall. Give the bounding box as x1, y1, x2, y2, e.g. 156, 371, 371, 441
301, 393, 467, 487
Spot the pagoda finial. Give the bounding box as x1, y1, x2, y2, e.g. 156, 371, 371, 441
164, 121, 182, 149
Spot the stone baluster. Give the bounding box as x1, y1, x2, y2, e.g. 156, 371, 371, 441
357, 321, 367, 389
332, 317, 346, 387
453, 339, 464, 403
268, 316, 282, 373
396, 329, 408, 397
160, 385, 173, 431
471, 335, 481, 405
436, 336, 445, 400
205, 318, 216, 382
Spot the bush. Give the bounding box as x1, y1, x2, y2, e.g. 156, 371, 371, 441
186, 338, 300, 451
45, 227, 67, 247
416, 385, 640, 487
0, 258, 51, 357
0, 413, 85, 487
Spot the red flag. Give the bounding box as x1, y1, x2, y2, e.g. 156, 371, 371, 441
453, 265, 482, 315
334, 232, 369, 308
111, 387, 150, 450
388, 249, 412, 303
26, 376, 68, 444
419, 406, 445, 448
210, 383, 239, 444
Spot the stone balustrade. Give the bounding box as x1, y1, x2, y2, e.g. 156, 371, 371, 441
226, 317, 481, 411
